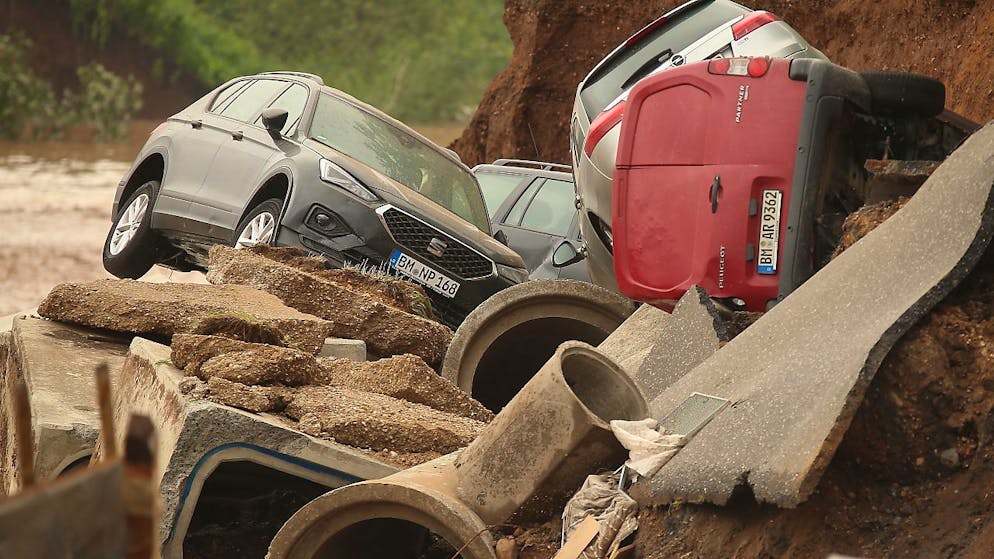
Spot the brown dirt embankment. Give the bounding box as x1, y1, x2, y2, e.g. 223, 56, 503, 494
453, 0, 994, 166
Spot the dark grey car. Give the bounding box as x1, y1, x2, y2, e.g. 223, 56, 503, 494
472, 160, 588, 282
102, 71, 528, 328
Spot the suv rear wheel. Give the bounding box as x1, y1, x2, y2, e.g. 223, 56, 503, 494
234, 198, 282, 249
102, 181, 162, 278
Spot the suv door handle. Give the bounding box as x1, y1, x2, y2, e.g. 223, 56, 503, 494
190, 120, 202, 129
709, 175, 721, 214
232, 130, 244, 140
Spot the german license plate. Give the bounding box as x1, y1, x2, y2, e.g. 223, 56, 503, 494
389, 250, 460, 298
757, 189, 782, 275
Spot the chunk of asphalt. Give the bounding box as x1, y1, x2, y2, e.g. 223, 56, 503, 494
633, 286, 728, 401
317, 354, 493, 422
36, 280, 329, 354
171, 334, 321, 385
632, 123, 994, 508
1, 317, 129, 494
206, 245, 452, 367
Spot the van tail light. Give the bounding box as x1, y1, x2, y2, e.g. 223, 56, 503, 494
583, 100, 626, 157
708, 56, 770, 77
732, 11, 780, 41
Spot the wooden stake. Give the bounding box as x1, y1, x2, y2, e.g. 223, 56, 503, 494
95, 362, 117, 461
12, 376, 35, 488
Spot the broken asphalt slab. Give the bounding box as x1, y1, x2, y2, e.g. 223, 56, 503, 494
635, 122, 994, 508
206, 245, 452, 367
36, 280, 330, 354
1, 317, 129, 494
94, 337, 397, 557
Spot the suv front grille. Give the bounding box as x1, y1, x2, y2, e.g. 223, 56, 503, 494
380, 208, 494, 280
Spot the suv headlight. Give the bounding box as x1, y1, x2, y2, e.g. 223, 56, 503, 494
496, 263, 529, 284
319, 159, 378, 202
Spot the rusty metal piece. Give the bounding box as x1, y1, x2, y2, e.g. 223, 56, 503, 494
12, 376, 35, 488
95, 362, 118, 461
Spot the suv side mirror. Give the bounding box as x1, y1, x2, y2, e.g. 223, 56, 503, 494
552, 239, 585, 268
261, 108, 289, 136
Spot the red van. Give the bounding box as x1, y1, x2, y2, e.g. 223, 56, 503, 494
611, 57, 971, 311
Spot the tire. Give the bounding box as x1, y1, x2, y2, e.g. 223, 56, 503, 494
102, 181, 161, 279
861, 71, 945, 117
233, 198, 283, 248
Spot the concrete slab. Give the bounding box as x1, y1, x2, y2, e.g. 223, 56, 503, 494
1, 317, 129, 495
320, 337, 367, 361
0, 462, 126, 558
0, 309, 35, 333
94, 337, 398, 557
634, 287, 727, 401
635, 122, 994, 508
597, 304, 672, 376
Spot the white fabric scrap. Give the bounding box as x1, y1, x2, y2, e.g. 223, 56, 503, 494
610, 418, 687, 478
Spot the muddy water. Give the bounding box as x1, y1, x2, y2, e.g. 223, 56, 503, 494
0, 124, 464, 316
0, 140, 205, 316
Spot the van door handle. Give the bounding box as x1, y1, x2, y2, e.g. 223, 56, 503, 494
709, 175, 721, 214
232, 131, 244, 140
190, 120, 202, 129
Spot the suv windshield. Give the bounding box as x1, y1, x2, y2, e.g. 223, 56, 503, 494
579, 0, 746, 117
310, 93, 490, 232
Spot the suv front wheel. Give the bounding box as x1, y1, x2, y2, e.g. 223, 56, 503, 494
102, 180, 162, 278
234, 198, 282, 249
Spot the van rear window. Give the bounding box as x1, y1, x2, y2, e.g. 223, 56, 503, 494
579, 1, 745, 118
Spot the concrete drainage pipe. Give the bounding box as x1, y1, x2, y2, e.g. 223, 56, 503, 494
269, 341, 648, 558
441, 279, 636, 412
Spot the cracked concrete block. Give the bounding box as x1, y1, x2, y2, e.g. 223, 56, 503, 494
318, 355, 493, 421
596, 303, 672, 376
286, 385, 486, 454
1, 317, 129, 495
634, 287, 728, 401
206, 245, 451, 366
93, 337, 398, 557
635, 122, 994, 508
37, 280, 330, 354
320, 337, 367, 361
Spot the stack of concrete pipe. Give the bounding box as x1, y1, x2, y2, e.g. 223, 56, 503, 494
269, 340, 649, 558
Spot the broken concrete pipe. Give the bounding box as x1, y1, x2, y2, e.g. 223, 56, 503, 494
269, 341, 649, 558
442, 279, 636, 412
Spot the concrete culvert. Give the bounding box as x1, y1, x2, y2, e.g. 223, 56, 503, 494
442, 279, 636, 411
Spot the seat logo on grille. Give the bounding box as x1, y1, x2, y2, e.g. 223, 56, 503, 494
427, 237, 448, 257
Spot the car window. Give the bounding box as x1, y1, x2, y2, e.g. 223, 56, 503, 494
218, 79, 287, 123
579, 1, 746, 116
310, 93, 490, 232
475, 171, 524, 219
256, 83, 309, 135
209, 80, 252, 113
504, 179, 544, 226
518, 179, 575, 236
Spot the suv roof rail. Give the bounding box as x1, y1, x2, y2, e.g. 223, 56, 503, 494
259, 71, 324, 85
491, 159, 572, 172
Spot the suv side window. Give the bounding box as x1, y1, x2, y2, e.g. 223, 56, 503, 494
504, 179, 544, 226
256, 83, 309, 135
217, 79, 287, 123
518, 179, 575, 236
209, 80, 252, 113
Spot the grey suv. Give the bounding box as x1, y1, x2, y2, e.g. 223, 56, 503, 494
102, 71, 528, 328
570, 0, 826, 289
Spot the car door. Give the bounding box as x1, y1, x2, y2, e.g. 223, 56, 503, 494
152, 79, 253, 232
495, 177, 577, 275
190, 79, 302, 239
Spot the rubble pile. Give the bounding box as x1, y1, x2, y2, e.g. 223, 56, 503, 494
206, 245, 451, 366
172, 332, 488, 466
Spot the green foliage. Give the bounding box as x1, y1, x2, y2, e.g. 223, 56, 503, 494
76, 63, 144, 140
0, 32, 143, 140
66, 0, 511, 123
